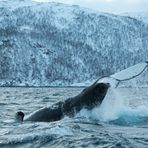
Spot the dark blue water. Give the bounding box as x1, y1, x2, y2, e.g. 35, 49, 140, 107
0, 87, 148, 148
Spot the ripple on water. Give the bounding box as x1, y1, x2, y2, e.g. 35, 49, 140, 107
0, 87, 148, 148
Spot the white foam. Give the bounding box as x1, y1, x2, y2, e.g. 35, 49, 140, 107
77, 87, 148, 123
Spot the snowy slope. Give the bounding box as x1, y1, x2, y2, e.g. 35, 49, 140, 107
0, 0, 148, 86
121, 12, 148, 24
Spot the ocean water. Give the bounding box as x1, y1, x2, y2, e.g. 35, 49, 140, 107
0, 87, 148, 148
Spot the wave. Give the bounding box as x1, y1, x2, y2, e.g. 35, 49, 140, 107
0, 123, 73, 147
76, 88, 148, 126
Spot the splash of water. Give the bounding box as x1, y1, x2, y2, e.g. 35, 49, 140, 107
96, 87, 126, 121
77, 87, 148, 125
76, 87, 126, 121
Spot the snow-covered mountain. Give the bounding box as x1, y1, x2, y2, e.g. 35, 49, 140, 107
121, 12, 148, 24
0, 0, 148, 86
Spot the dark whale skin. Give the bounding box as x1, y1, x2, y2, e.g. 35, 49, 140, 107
25, 82, 110, 122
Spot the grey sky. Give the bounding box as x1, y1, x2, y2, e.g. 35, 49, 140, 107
33, 0, 148, 14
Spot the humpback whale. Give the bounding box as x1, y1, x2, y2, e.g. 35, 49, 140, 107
16, 61, 148, 122
16, 82, 110, 122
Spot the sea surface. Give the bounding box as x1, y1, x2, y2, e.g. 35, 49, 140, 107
0, 87, 148, 148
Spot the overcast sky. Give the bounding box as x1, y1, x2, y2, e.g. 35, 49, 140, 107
33, 0, 148, 14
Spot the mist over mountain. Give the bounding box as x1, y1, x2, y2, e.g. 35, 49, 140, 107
0, 0, 148, 86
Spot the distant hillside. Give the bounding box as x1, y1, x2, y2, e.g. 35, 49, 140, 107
122, 12, 148, 24
0, 0, 148, 86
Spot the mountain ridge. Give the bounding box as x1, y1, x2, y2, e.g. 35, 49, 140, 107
0, 0, 148, 86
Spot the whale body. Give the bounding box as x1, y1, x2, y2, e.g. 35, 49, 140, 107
17, 82, 110, 122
